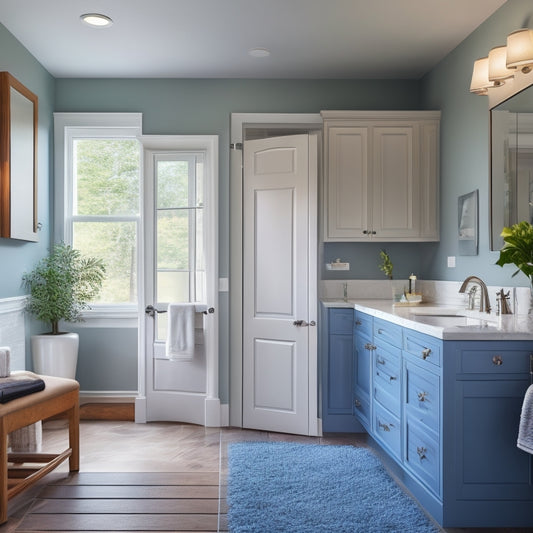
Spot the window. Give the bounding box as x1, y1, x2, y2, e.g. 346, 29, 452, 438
54, 113, 142, 312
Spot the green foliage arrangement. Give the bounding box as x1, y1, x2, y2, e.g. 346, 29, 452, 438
379, 250, 394, 280
495, 221, 533, 282
22, 243, 106, 335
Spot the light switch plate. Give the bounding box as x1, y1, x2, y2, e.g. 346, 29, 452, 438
219, 278, 229, 292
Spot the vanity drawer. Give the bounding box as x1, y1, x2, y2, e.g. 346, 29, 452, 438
403, 359, 440, 434
404, 416, 440, 496
373, 343, 401, 417
329, 308, 354, 335
373, 401, 401, 460
403, 329, 442, 368
353, 393, 371, 430
354, 310, 372, 337
458, 345, 532, 374
373, 317, 403, 349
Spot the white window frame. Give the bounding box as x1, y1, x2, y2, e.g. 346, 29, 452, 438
54, 113, 143, 325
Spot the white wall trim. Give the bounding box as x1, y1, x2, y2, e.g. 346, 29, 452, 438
229, 113, 322, 430
0, 296, 26, 314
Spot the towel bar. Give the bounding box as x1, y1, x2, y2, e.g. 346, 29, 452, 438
145, 305, 215, 317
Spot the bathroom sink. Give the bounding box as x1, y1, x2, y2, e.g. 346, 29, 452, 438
409, 314, 496, 329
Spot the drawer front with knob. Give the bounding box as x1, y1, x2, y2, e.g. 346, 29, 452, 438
373, 317, 403, 349
373, 343, 401, 417
458, 345, 532, 375
404, 417, 440, 495
373, 402, 401, 460
403, 329, 442, 368
354, 310, 373, 337
353, 395, 371, 429
403, 359, 440, 434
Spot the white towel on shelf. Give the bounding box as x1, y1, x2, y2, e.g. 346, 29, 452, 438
0, 346, 10, 377
166, 303, 196, 360
517, 384, 533, 455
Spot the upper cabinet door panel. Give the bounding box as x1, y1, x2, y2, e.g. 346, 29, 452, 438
326, 126, 368, 239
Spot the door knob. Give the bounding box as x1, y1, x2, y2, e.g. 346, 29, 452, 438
293, 320, 316, 327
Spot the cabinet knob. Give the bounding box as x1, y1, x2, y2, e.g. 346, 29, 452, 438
417, 391, 428, 402
389, 375, 397, 382
492, 355, 503, 366
416, 446, 427, 460
362, 230, 368, 234
355, 320, 362, 326
376, 356, 386, 366
354, 399, 361, 408
421, 348, 431, 360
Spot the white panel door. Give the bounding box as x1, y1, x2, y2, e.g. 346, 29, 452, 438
243, 134, 316, 435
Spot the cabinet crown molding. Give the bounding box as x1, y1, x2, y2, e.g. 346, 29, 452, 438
320, 110, 441, 121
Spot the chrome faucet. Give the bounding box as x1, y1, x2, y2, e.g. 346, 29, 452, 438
458, 276, 492, 314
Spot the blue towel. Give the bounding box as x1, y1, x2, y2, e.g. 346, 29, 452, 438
517, 384, 533, 455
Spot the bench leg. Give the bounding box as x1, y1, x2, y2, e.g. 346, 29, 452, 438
0, 419, 7, 524
68, 402, 79, 472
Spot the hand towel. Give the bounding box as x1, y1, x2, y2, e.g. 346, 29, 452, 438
0, 346, 10, 377
166, 303, 196, 360
517, 384, 533, 455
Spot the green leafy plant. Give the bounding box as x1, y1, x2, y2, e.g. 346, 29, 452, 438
22, 243, 106, 335
495, 221, 533, 282
379, 250, 393, 280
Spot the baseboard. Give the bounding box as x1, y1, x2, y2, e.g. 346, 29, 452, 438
80, 403, 135, 421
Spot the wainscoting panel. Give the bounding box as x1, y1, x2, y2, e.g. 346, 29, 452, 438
0, 296, 26, 370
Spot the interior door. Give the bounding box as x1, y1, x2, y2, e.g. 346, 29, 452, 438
142, 149, 212, 424
242, 134, 317, 435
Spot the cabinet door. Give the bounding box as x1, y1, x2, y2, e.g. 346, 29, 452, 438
371, 125, 420, 239
325, 126, 369, 240
353, 331, 372, 429
455, 379, 533, 500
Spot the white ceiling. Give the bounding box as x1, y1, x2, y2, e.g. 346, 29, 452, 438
0, 0, 507, 79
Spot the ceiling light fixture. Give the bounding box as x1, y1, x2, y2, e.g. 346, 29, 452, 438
80, 13, 113, 28
248, 48, 271, 58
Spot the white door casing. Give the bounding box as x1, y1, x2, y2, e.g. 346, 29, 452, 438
135, 135, 219, 426
242, 134, 318, 435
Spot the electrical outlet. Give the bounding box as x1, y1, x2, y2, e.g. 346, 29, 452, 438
447, 256, 456, 268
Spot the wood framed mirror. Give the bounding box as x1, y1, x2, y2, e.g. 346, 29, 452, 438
0, 72, 38, 242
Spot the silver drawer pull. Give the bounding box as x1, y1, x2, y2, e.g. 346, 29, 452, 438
354, 399, 361, 408
378, 421, 393, 432
421, 348, 431, 360
364, 343, 376, 351
417, 446, 427, 460
417, 391, 428, 402
492, 355, 503, 366
377, 328, 384, 334
355, 320, 362, 326
376, 356, 386, 365
389, 375, 397, 381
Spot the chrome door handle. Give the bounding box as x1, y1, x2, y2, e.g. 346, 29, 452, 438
293, 320, 317, 327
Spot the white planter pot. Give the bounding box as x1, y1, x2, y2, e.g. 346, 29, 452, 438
31, 332, 79, 379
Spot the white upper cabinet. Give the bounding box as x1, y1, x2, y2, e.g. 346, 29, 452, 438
321, 111, 440, 242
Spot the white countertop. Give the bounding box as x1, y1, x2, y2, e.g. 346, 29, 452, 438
321, 299, 533, 340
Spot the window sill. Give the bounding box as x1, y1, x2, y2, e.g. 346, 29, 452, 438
69, 306, 139, 328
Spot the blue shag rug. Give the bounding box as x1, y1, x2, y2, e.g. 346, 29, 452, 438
227, 442, 439, 533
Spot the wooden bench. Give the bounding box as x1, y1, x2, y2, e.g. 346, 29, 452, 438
0, 372, 79, 524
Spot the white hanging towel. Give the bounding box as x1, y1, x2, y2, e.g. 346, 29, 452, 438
166, 303, 196, 360
517, 384, 533, 455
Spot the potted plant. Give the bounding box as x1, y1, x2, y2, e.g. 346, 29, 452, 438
379, 250, 402, 301
22, 243, 105, 378
496, 220, 533, 313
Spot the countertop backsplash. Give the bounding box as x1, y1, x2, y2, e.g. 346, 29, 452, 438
320, 279, 532, 315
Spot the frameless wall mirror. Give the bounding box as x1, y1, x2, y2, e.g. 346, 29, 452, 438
490, 86, 533, 250
0, 72, 38, 242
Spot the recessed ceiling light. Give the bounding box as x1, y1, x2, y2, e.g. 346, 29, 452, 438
80, 13, 113, 28
248, 48, 271, 58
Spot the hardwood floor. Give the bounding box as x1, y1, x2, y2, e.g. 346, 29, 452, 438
0, 420, 530, 532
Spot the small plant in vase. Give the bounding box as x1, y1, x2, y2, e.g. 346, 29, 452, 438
22, 243, 105, 378
495, 220, 533, 313
379, 250, 393, 280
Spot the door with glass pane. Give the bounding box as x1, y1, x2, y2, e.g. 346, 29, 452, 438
143, 150, 211, 424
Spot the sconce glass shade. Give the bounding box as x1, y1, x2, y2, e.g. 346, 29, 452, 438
470, 57, 494, 94
506, 28, 533, 73
488, 46, 514, 82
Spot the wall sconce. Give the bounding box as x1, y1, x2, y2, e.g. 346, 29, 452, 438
506, 28, 533, 73
470, 28, 533, 101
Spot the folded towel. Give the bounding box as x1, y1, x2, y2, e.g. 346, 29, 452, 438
166, 303, 196, 360
517, 384, 533, 455
0, 346, 10, 377
0, 374, 45, 403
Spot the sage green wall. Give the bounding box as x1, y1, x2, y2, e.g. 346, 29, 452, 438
420, 0, 533, 287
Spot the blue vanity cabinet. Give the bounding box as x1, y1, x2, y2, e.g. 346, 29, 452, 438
322, 308, 362, 432
353, 311, 372, 430
443, 341, 533, 527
